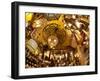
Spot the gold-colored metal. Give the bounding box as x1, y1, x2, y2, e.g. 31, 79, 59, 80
25, 13, 90, 68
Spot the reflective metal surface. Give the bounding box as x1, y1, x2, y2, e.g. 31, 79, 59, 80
25, 13, 89, 68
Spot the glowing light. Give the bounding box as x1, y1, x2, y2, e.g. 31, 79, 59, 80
72, 15, 76, 19
65, 53, 68, 58
48, 38, 51, 42
25, 12, 33, 23
75, 20, 81, 28
32, 19, 44, 28
54, 39, 57, 42
68, 23, 72, 27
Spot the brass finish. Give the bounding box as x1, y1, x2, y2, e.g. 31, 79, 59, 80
25, 13, 89, 68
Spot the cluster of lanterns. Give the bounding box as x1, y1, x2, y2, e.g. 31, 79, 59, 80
25, 13, 89, 68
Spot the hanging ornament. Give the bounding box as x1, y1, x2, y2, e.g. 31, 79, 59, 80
47, 35, 59, 48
